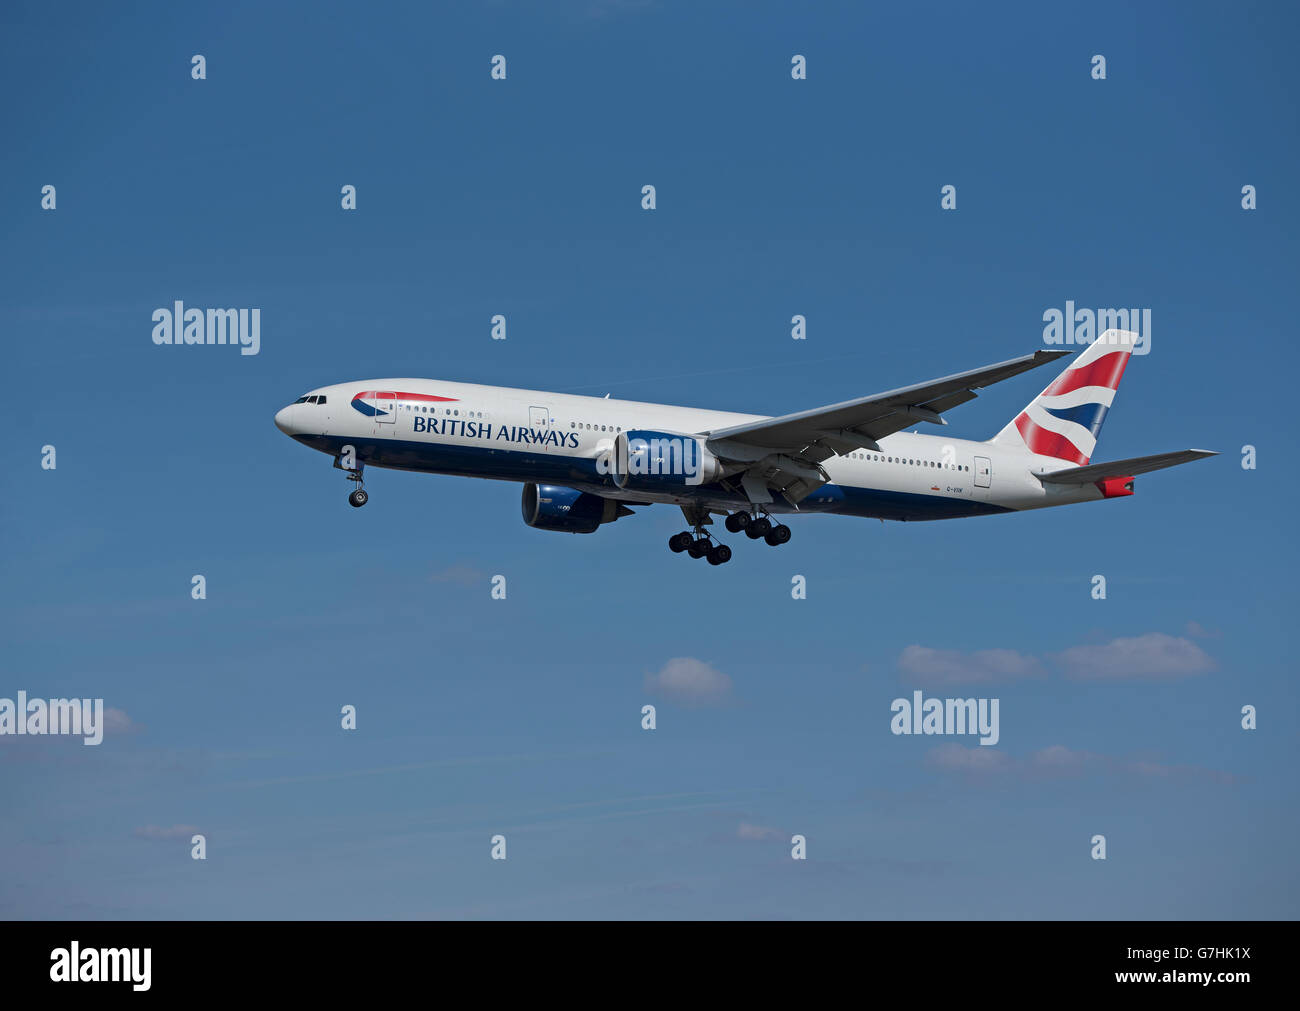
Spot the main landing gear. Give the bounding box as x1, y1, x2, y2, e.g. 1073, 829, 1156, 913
668, 529, 732, 565
724, 509, 791, 546
667, 509, 791, 564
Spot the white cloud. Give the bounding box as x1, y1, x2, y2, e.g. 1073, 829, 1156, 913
103, 707, 138, 735
899, 645, 1044, 685
644, 658, 733, 707
1054, 633, 1214, 679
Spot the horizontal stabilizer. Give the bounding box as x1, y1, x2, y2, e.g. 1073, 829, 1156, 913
1039, 449, 1217, 485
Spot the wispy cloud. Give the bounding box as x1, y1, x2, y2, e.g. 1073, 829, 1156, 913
737, 821, 781, 841
134, 824, 199, 841
899, 646, 1044, 686
899, 632, 1214, 684
429, 563, 486, 587
926, 743, 1238, 785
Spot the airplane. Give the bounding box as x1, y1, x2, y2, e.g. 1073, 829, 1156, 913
273, 328, 1214, 565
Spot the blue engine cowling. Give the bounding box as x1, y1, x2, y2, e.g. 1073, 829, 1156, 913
610, 430, 723, 491
521, 483, 627, 533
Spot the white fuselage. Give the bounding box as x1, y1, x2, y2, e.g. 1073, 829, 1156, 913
274, 378, 1105, 522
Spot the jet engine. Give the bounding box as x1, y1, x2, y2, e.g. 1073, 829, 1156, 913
521, 483, 630, 533
609, 430, 724, 492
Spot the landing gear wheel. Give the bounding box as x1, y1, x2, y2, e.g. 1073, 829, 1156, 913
707, 543, 732, 565
687, 537, 712, 559
348, 489, 369, 508
724, 512, 751, 533
668, 531, 693, 553
746, 516, 772, 539
764, 524, 791, 546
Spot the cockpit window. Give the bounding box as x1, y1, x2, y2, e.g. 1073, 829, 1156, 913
293, 396, 309, 404
315, 396, 326, 405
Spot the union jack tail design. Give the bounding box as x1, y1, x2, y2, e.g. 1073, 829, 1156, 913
989, 329, 1137, 465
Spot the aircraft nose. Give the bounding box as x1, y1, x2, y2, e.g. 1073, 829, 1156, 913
274, 405, 295, 435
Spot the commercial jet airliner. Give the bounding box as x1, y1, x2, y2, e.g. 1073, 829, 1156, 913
274, 329, 1213, 565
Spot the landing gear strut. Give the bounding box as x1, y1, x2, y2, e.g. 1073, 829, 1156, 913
345, 462, 368, 507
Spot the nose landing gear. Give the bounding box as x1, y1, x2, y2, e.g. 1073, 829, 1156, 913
345, 462, 368, 507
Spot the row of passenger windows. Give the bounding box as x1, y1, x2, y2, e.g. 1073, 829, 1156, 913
400, 405, 487, 418
571, 422, 621, 432
293, 395, 327, 405
844, 451, 968, 471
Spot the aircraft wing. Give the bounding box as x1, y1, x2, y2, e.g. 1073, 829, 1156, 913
704, 350, 1070, 461
1038, 449, 1218, 484
699, 349, 1070, 505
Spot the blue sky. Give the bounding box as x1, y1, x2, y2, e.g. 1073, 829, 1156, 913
2, 0, 1297, 919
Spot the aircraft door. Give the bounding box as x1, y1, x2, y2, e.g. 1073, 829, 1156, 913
974, 455, 992, 488
529, 406, 551, 451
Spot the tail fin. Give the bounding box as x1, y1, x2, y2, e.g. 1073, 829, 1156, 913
990, 329, 1137, 464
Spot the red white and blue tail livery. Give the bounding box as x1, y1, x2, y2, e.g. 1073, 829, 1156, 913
991, 328, 1135, 465
273, 328, 1214, 566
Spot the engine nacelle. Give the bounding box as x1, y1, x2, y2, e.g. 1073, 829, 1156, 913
608, 430, 724, 491
521, 483, 627, 533
1095, 476, 1135, 498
